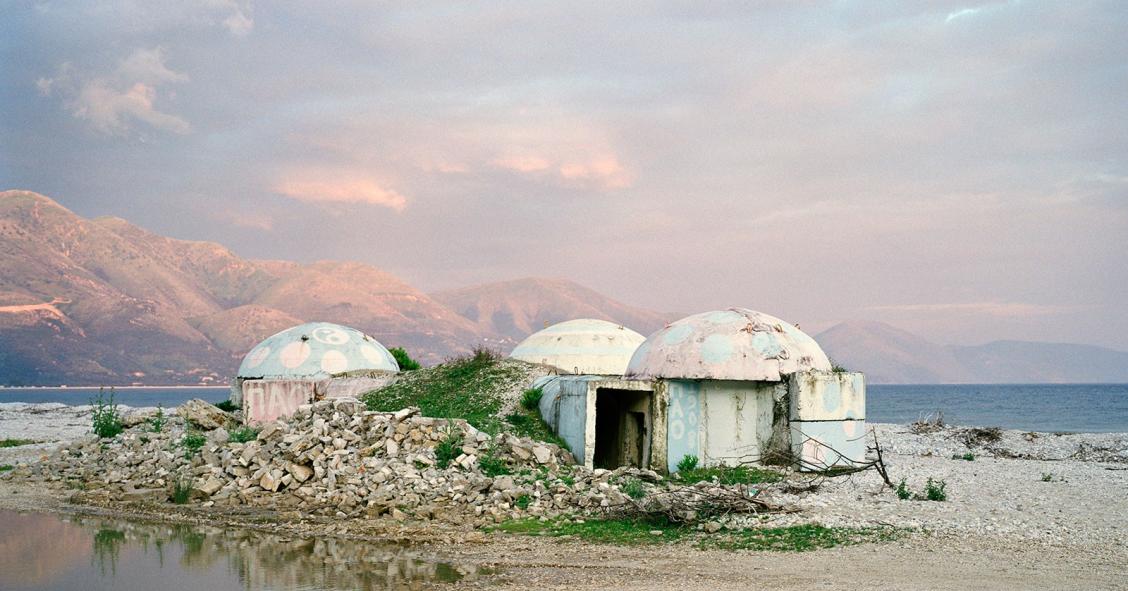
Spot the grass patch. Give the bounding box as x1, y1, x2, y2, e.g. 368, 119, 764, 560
676, 465, 782, 485
699, 524, 899, 552
514, 494, 531, 510
228, 426, 259, 443
0, 464, 14, 472
897, 477, 948, 501
952, 452, 975, 461
0, 439, 37, 448
389, 347, 422, 371
362, 347, 520, 435
490, 517, 689, 545
676, 454, 699, 472
491, 518, 900, 552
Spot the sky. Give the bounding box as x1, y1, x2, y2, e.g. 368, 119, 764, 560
1, 1, 1126, 350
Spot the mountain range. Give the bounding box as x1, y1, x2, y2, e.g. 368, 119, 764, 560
2, 190, 1126, 386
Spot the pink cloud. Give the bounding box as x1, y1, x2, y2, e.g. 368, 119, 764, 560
492, 155, 552, 173
273, 176, 408, 211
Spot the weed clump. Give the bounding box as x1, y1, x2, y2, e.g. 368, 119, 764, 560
0, 464, 14, 472
479, 446, 511, 477
514, 494, 531, 510
91, 388, 123, 439
214, 400, 239, 413
909, 411, 945, 434
621, 478, 646, 499
952, 452, 975, 461
171, 480, 191, 504
896, 477, 948, 501
389, 347, 421, 371
677, 464, 782, 486
960, 427, 1003, 447
147, 406, 166, 433
434, 429, 463, 469
181, 432, 207, 456
676, 454, 699, 473
520, 388, 543, 411
228, 426, 259, 443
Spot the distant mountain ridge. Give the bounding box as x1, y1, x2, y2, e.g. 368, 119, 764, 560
0, 190, 670, 385
817, 321, 1128, 384
3, 190, 1125, 386
430, 277, 673, 346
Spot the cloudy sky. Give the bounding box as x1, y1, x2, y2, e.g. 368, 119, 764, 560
2, 1, 1126, 349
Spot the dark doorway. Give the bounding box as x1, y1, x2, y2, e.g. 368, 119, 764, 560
593, 389, 652, 469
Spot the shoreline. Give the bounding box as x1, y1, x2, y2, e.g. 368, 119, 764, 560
2, 403, 1126, 590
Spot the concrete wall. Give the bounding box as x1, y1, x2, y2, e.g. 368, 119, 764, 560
665, 380, 788, 472
242, 379, 318, 424
535, 375, 600, 465
788, 371, 867, 469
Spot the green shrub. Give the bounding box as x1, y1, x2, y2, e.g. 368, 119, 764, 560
0, 464, 14, 472
228, 426, 259, 443
676, 454, 699, 472
181, 432, 207, 455
389, 347, 421, 371
479, 446, 511, 477
952, 452, 975, 461
830, 360, 849, 373
924, 478, 947, 501
514, 494, 531, 510
91, 388, 123, 439
896, 478, 912, 500
1041, 472, 1054, 482
147, 407, 166, 433
214, 400, 239, 412
520, 388, 543, 411
621, 478, 646, 499
434, 429, 463, 469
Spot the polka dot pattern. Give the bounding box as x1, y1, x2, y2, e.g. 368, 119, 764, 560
237, 322, 399, 379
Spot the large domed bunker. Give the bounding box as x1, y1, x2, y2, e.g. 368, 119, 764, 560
624, 308, 831, 381
509, 318, 646, 376
234, 322, 399, 423
521, 309, 866, 475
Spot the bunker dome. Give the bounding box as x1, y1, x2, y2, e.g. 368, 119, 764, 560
233, 322, 399, 424
238, 322, 399, 379
624, 308, 831, 382
509, 319, 646, 376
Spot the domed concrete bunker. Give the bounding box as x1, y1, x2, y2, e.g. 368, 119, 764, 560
525, 309, 866, 473
232, 322, 399, 423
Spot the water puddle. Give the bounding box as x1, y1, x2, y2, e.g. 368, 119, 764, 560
0, 509, 488, 590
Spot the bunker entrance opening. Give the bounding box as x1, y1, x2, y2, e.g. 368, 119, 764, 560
593, 388, 653, 470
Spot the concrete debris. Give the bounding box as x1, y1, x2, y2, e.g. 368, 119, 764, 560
20, 399, 674, 525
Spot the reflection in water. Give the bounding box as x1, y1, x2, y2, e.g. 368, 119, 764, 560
0, 510, 486, 590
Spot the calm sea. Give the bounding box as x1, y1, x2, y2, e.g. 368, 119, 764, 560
2, 383, 1126, 433
867, 383, 1128, 433
0, 386, 229, 407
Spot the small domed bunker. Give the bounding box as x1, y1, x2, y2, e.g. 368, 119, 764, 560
523, 309, 866, 474
233, 322, 399, 423
509, 319, 645, 375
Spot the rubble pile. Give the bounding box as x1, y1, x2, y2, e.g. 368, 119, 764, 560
21, 398, 658, 524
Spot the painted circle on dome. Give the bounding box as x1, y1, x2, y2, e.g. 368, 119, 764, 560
320, 350, 349, 373
311, 326, 350, 345
360, 344, 387, 367
279, 341, 312, 369
243, 346, 270, 369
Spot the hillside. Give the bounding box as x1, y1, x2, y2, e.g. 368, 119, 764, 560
0, 190, 485, 384
818, 321, 1128, 384
431, 277, 671, 345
